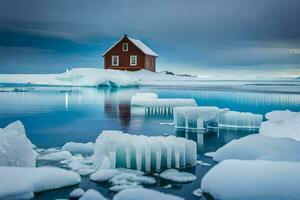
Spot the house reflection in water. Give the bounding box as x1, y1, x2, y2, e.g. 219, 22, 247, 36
104, 88, 134, 130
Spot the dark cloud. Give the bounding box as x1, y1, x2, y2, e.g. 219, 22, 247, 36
0, 0, 299, 73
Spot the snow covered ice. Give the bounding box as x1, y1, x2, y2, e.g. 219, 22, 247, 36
38, 150, 72, 161
218, 110, 263, 129
79, 189, 107, 200
0, 121, 36, 167
62, 142, 95, 156
94, 131, 197, 171
70, 188, 85, 198
212, 134, 300, 162
174, 106, 229, 129
131, 93, 197, 115
201, 159, 300, 200
159, 169, 196, 183
260, 110, 300, 141
113, 188, 184, 200
0, 166, 81, 199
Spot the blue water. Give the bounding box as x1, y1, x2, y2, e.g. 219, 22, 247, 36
0, 86, 300, 199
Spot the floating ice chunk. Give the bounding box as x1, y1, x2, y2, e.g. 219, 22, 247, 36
204, 152, 215, 158
62, 142, 95, 156
193, 188, 203, 197
70, 188, 84, 198
260, 110, 300, 141
218, 110, 263, 128
197, 161, 212, 167
64, 155, 96, 176
0, 166, 81, 200
109, 173, 156, 186
0, 121, 36, 167
90, 169, 120, 182
174, 106, 229, 129
159, 169, 196, 183
131, 93, 158, 105
79, 189, 107, 200
213, 134, 300, 162
109, 183, 143, 192
113, 188, 184, 200
94, 131, 197, 171
163, 184, 172, 189
38, 150, 72, 161
201, 159, 300, 200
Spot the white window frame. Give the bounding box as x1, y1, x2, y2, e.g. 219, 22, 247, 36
123, 43, 128, 51
130, 55, 137, 66
112, 55, 119, 66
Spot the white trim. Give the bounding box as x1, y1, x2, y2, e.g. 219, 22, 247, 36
112, 55, 119, 66
123, 43, 128, 51
130, 55, 137, 66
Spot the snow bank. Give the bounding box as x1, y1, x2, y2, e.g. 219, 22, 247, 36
213, 134, 300, 162
0, 166, 81, 199
201, 159, 300, 200
159, 169, 196, 183
113, 188, 184, 200
94, 131, 197, 171
174, 106, 228, 129
260, 110, 300, 141
0, 121, 36, 167
62, 142, 95, 156
218, 111, 263, 128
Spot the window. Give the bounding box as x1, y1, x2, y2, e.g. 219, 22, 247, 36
112, 55, 119, 66
130, 55, 137, 66
123, 43, 128, 51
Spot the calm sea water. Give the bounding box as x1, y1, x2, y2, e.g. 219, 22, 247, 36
0, 86, 300, 199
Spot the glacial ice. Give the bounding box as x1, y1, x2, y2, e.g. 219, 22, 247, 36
159, 169, 196, 183
174, 106, 229, 129
212, 134, 300, 162
94, 131, 197, 171
260, 110, 300, 141
131, 93, 197, 115
113, 188, 184, 200
201, 159, 300, 200
0, 121, 36, 167
0, 166, 81, 200
62, 142, 95, 156
218, 110, 263, 128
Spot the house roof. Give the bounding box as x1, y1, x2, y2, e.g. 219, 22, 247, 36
102, 36, 158, 57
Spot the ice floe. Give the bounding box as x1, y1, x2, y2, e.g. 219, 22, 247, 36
38, 150, 72, 161
79, 189, 107, 200
260, 110, 300, 141
159, 169, 196, 183
62, 155, 96, 176
62, 142, 95, 156
201, 159, 300, 200
174, 106, 229, 129
0, 121, 36, 167
94, 130, 197, 171
90, 169, 120, 182
70, 188, 85, 198
212, 134, 300, 162
0, 166, 80, 199
113, 188, 184, 200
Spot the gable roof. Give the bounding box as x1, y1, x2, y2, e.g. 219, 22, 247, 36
102, 36, 158, 57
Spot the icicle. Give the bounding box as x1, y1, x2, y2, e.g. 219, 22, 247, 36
125, 145, 131, 169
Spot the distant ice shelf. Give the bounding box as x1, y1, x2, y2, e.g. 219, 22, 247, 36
94, 131, 197, 172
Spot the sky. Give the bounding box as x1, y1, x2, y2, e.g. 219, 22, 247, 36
0, 0, 299, 75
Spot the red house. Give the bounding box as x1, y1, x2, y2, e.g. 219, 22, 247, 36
102, 34, 158, 72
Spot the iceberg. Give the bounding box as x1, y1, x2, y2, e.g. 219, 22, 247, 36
94, 131, 197, 171
174, 106, 229, 129
212, 134, 300, 162
201, 159, 300, 200
218, 110, 263, 129
131, 93, 197, 115
260, 110, 300, 141
0, 166, 80, 200
113, 188, 184, 200
0, 121, 36, 167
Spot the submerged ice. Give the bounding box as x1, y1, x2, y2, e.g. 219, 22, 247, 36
94, 131, 197, 171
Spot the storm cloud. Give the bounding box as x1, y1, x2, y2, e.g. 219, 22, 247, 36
0, 0, 299, 73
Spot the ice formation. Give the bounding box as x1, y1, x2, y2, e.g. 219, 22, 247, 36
218, 110, 263, 128
94, 131, 197, 171
0, 121, 36, 167
201, 159, 300, 200
159, 169, 196, 183
62, 142, 95, 155
212, 134, 300, 162
0, 166, 81, 199
174, 106, 229, 129
113, 188, 184, 200
131, 93, 197, 115
260, 110, 300, 141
